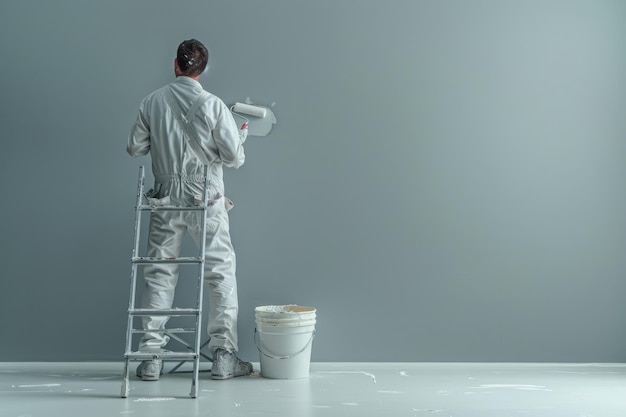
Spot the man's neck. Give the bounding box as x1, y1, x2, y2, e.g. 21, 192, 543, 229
176, 73, 200, 81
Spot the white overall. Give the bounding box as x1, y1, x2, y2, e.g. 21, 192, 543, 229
127, 76, 246, 355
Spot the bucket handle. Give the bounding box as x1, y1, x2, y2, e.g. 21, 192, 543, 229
254, 328, 316, 360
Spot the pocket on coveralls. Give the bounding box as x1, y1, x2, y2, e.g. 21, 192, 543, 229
194, 193, 229, 218
145, 194, 171, 207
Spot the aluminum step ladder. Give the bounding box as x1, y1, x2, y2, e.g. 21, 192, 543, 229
121, 165, 211, 398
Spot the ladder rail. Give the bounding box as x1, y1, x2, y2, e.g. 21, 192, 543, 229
122, 166, 146, 398
124, 166, 145, 363
190, 164, 211, 398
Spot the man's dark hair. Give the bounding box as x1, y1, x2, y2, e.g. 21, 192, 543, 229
176, 39, 209, 77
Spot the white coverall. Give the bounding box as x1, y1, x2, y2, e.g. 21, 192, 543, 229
127, 76, 245, 355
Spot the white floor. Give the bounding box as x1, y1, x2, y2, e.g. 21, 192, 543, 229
1, 362, 625, 417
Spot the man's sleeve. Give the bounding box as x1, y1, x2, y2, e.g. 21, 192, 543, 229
127, 102, 150, 157
211, 102, 245, 169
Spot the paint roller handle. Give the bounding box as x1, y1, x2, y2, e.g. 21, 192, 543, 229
239, 124, 248, 143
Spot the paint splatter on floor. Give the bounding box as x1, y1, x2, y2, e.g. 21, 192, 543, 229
319, 371, 377, 383
133, 397, 176, 402
467, 384, 552, 392
412, 408, 448, 414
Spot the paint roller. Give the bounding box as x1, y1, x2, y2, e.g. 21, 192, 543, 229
230, 102, 274, 136
232, 102, 267, 118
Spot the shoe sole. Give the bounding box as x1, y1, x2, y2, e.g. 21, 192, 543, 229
211, 373, 233, 380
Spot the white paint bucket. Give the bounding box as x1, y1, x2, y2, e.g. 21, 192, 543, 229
255, 305, 316, 379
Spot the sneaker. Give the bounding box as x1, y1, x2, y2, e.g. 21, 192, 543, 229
136, 359, 164, 381
211, 348, 253, 380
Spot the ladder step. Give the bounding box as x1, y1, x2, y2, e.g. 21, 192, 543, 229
124, 351, 198, 361
132, 256, 203, 264
129, 308, 200, 316
139, 205, 206, 212
131, 328, 198, 334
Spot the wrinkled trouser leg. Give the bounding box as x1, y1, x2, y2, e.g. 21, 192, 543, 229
187, 206, 239, 355
138, 211, 185, 351
139, 202, 239, 354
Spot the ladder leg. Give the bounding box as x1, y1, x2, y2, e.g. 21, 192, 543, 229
121, 359, 130, 398
190, 356, 199, 398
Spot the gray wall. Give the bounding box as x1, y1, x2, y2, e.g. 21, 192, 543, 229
1, 0, 625, 362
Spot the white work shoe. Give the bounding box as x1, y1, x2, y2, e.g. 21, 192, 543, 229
136, 359, 164, 381
211, 348, 253, 380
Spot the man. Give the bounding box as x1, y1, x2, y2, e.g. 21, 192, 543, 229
127, 39, 251, 381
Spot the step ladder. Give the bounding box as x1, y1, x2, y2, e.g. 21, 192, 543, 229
121, 165, 211, 398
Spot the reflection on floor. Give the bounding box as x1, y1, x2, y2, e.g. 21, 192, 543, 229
1, 362, 625, 416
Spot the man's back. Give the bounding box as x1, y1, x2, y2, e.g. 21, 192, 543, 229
128, 76, 245, 205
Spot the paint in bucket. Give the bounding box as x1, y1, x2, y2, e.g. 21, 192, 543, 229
255, 305, 316, 379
